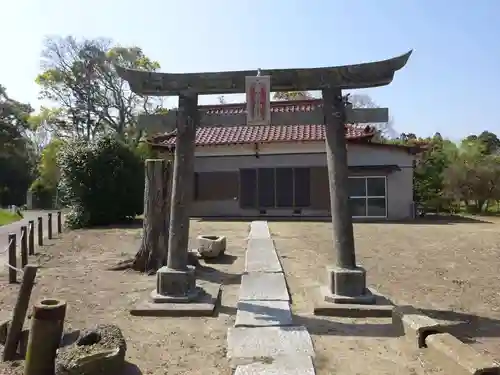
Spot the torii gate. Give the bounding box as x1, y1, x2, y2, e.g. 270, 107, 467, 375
115, 50, 412, 311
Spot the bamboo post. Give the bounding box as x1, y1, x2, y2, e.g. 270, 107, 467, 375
28, 220, 34, 256
24, 299, 67, 375
57, 211, 62, 234
47, 213, 52, 240
8, 233, 16, 284
20, 226, 28, 268
2, 265, 38, 361
37, 217, 43, 247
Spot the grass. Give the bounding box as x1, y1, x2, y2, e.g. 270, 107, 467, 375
0, 209, 22, 226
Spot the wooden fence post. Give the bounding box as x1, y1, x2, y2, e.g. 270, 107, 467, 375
47, 213, 52, 240
2, 265, 38, 361
24, 299, 67, 375
57, 211, 62, 234
28, 220, 34, 256
20, 226, 28, 268
8, 233, 16, 284
37, 217, 43, 247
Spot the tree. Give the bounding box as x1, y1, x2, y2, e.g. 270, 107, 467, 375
349, 94, 397, 139
0, 85, 36, 205
36, 36, 165, 144
465, 131, 500, 155
443, 138, 500, 212
25, 122, 51, 157
37, 138, 65, 189
133, 159, 171, 274
478, 131, 500, 154
28, 138, 66, 209
413, 133, 456, 212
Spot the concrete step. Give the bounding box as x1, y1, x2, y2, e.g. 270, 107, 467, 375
227, 326, 315, 368
234, 356, 315, 375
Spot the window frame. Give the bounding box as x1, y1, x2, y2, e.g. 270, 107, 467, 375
348, 176, 388, 218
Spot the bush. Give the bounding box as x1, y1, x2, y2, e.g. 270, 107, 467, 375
29, 178, 55, 209
59, 135, 144, 229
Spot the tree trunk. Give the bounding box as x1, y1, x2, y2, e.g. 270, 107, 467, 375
133, 159, 171, 274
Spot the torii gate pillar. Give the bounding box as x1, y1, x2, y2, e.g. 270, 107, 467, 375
320, 88, 377, 306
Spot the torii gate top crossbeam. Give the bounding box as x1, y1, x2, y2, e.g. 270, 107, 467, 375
115, 50, 412, 96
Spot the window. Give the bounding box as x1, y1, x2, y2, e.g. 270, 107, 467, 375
348, 176, 387, 218
239, 168, 311, 209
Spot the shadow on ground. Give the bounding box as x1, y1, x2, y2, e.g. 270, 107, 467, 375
419, 307, 500, 344
122, 362, 143, 375
195, 214, 492, 225
202, 253, 237, 265
196, 263, 241, 285
215, 303, 398, 338
85, 218, 144, 230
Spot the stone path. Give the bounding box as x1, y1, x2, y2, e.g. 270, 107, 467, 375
227, 221, 316, 374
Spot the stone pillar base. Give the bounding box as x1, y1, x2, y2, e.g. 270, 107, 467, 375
150, 266, 200, 303
322, 265, 376, 305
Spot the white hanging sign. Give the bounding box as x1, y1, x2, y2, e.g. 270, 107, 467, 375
245, 75, 271, 126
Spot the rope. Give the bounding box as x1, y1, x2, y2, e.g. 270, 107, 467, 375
4, 261, 23, 274
0, 235, 25, 274
0, 238, 13, 255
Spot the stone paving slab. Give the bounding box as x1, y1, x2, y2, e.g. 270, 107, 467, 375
245, 238, 282, 273
227, 326, 315, 367
249, 221, 271, 239
235, 300, 293, 327
239, 273, 289, 301
130, 282, 221, 317
234, 356, 315, 375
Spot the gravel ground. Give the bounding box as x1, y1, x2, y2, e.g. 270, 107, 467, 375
0, 216, 497, 374
0, 220, 248, 375
269, 215, 500, 369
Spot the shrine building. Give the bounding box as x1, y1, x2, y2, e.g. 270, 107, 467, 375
149, 99, 420, 220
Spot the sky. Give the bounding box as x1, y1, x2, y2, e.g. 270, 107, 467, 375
2, 0, 499, 140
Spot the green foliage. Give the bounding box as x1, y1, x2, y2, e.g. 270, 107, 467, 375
442, 138, 500, 212
27, 138, 65, 209
134, 141, 158, 160
35, 36, 166, 144
29, 178, 55, 209
413, 133, 456, 211
390, 129, 500, 215
38, 138, 65, 189
0, 85, 37, 206
464, 131, 500, 155
58, 135, 144, 228
0, 209, 22, 226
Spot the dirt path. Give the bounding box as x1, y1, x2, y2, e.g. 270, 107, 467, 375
1, 217, 494, 373
269, 219, 500, 363
268, 222, 449, 374
0, 220, 248, 375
